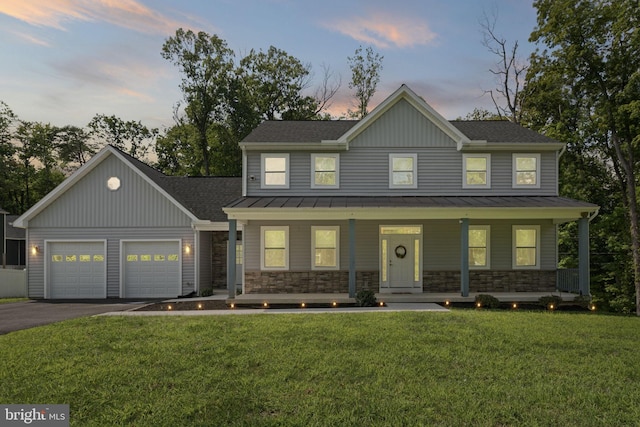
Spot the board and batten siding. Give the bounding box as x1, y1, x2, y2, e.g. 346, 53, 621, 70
29, 154, 193, 228
27, 227, 195, 298
245, 100, 557, 197
242, 219, 556, 275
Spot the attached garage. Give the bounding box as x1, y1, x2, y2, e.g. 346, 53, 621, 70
47, 241, 106, 299
122, 240, 181, 298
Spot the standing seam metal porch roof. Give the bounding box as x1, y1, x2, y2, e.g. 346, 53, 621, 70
225, 196, 598, 210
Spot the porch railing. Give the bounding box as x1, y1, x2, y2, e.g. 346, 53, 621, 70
556, 268, 579, 293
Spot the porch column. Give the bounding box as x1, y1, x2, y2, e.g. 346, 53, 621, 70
227, 219, 237, 299
460, 218, 469, 297
349, 218, 356, 298
578, 216, 590, 296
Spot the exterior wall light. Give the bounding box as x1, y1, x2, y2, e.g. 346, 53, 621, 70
31, 245, 39, 255
184, 244, 191, 255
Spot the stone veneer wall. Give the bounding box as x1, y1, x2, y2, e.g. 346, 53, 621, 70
211, 231, 242, 288
243, 270, 556, 293
244, 271, 379, 294
424, 270, 557, 293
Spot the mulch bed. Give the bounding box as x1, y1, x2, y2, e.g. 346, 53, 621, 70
135, 300, 229, 311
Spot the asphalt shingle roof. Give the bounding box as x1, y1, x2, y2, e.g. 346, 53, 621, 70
241, 119, 560, 144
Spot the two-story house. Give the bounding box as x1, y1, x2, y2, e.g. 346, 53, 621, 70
224, 85, 598, 301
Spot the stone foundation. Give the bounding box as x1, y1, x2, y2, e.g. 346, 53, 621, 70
244, 271, 379, 294
244, 270, 556, 294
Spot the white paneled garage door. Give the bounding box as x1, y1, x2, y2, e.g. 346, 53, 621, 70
123, 241, 180, 298
47, 241, 106, 299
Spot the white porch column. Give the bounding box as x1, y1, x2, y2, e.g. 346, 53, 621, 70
227, 219, 237, 299
460, 218, 469, 297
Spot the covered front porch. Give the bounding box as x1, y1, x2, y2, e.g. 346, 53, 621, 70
229, 291, 582, 306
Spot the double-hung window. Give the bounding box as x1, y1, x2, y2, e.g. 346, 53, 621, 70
463, 154, 491, 188
311, 226, 339, 270
469, 225, 490, 269
389, 153, 417, 188
513, 154, 540, 188
261, 226, 289, 270
311, 154, 339, 188
513, 225, 540, 269
261, 154, 289, 189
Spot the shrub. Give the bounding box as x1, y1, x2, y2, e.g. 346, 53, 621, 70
538, 295, 563, 309
356, 289, 377, 307
200, 287, 213, 297
474, 294, 501, 309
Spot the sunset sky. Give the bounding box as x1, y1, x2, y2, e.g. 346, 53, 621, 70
0, 1, 539, 130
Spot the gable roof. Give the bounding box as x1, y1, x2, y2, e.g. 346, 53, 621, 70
14, 145, 242, 228
240, 85, 563, 149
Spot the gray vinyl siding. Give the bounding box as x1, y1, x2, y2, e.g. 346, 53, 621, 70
29, 154, 192, 228
27, 227, 195, 298
244, 98, 558, 196
242, 219, 556, 275
247, 149, 557, 196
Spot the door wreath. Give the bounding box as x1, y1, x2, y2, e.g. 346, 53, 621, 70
394, 245, 407, 259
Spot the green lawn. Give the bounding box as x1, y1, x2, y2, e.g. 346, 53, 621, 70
0, 297, 28, 304
1, 311, 639, 426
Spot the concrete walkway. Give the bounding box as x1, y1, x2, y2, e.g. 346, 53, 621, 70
100, 302, 449, 317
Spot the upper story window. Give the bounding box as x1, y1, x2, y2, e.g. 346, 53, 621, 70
311, 154, 339, 189
513, 154, 540, 188
389, 153, 418, 189
463, 154, 491, 189
261, 154, 289, 189
513, 225, 540, 269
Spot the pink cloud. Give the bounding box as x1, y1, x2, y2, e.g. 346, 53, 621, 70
324, 12, 436, 49
0, 0, 196, 35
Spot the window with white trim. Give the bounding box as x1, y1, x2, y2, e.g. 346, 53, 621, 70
513, 154, 540, 188
261, 154, 289, 188
469, 225, 490, 269
389, 153, 417, 188
513, 225, 540, 269
311, 226, 339, 270
463, 154, 491, 188
311, 154, 339, 188
261, 226, 289, 270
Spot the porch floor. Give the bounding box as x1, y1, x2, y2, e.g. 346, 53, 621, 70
228, 291, 579, 305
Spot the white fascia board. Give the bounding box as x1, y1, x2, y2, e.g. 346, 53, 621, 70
192, 220, 247, 231
224, 206, 597, 222
12, 146, 114, 228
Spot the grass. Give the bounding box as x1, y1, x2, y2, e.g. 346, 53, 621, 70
1, 311, 639, 426
0, 297, 28, 304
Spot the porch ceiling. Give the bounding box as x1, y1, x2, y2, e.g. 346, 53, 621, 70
224, 196, 598, 221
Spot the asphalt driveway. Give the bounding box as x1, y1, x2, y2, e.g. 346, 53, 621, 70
0, 300, 146, 335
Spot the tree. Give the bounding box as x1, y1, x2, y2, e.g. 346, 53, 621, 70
347, 46, 383, 119
527, 0, 640, 314
56, 125, 97, 172
0, 101, 19, 212
480, 10, 528, 123
88, 114, 157, 161
161, 29, 234, 175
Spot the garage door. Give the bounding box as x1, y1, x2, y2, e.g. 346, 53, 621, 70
123, 241, 180, 298
48, 241, 106, 299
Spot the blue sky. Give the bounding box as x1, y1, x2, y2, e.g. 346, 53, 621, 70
0, 1, 539, 130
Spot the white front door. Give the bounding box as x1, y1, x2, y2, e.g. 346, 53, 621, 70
380, 226, 422, 293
